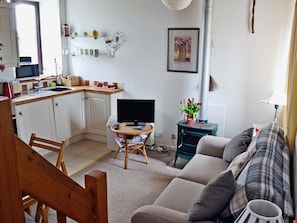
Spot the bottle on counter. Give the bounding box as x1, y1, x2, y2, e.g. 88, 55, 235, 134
56, 75, 62, 86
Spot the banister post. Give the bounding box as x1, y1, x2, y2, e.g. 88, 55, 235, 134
85, 170, 108, 223
0, 98, 24, 222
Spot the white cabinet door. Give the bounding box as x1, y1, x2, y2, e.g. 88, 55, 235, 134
0, 4, 18, 67
53, 92, 85, 141
85, 92, 110, 136
15, 99, 56, 144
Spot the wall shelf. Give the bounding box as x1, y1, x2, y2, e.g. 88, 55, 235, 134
70, 51, 108, 57
63, 30, 126, 57
69, 33, 106, 40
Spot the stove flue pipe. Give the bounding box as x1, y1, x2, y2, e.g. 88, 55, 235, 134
198, 0, 214, 123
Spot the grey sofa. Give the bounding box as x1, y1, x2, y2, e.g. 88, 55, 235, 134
131, 122, 294, 223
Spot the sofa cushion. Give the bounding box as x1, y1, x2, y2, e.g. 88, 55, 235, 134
177, 154, 229, 185
221, 122, 294, 220
188, 170, 235, 221
154, 178, 205, 213
196, 135, 230, 158
223, 127, 253, 162
226, 150, 254, 179
131, 205, 190, 223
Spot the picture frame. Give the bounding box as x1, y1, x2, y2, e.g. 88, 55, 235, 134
167, 28, 200, 73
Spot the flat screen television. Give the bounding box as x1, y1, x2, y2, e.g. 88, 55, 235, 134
117, 99, 155, 126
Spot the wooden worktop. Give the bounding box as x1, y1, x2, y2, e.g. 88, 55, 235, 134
11, 86, 123, 106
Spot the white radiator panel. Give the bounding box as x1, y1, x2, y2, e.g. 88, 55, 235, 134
146, 123, 155, 146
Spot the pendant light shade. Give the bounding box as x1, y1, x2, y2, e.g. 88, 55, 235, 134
161, 0, 193, 11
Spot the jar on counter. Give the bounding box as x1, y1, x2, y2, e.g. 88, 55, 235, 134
63, 24, 70, 37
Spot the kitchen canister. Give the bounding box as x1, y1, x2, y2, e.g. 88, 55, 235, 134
235, 199, 283, 223
2, 82, 15, 99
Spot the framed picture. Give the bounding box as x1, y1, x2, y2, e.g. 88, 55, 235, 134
167, 28, 200, 73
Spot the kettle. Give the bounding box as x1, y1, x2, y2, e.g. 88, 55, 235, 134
1, 82, 15, 99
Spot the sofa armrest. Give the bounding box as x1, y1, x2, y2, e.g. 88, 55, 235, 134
131, 205, 187, 223
131, 205, 214, 223
196, 135, 230, 158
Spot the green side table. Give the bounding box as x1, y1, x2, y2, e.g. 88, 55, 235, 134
174, 121, 218, 166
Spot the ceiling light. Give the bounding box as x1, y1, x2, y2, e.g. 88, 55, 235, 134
161, 0, 193, 11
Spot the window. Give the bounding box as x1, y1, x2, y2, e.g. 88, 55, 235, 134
11, 0, 62, 76
14, 0, 43, 72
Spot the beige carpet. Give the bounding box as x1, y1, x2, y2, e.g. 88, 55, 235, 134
147, 147, 189, 169
45, 149, 182, 223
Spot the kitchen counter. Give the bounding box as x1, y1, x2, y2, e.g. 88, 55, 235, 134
11, 86, 123, 106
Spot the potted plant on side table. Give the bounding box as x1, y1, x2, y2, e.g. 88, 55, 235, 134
179, 98, 202, 126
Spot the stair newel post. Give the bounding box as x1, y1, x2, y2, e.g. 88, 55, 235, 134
0, 98, 24, 222
85, 170, 108, 223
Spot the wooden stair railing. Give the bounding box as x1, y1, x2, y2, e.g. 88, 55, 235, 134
0, 97, 108, 223
24, 132, 68, 222
0, 97, 24, 222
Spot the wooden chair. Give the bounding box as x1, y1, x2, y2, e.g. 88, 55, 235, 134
0, 98, 108, 223
23, 133, 68, 223
29, 133, 67, 175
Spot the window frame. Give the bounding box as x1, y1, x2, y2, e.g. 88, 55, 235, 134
13, 0, 43, 73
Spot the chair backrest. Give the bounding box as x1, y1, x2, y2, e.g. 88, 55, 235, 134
23, 133, 68, 222
29, 133, 67, 175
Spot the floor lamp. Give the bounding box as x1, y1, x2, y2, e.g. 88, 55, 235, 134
261, 92, 286, 122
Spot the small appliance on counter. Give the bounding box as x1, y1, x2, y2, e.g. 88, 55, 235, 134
15, 57, 39, 80
12, 81, 22, 97
0, 82, 15, 99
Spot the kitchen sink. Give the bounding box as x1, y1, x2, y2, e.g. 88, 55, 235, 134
28, 86, 74, 96
39, 86, 74, 91
47, 87, 73, 92
28, 89, 54, 96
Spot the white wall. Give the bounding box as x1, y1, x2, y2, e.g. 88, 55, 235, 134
211, 0, 294, 137
0, 68, 15, 82
39, 0, 62, 75
61, 0, 295, 145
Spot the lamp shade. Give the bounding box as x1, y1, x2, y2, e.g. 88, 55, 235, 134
261, 91, 286, 106
260, 91, 287, 121
235, 199, 283, 223
161, 0, 193, 10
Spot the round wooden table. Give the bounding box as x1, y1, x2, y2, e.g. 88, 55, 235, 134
111, 123, 153, 169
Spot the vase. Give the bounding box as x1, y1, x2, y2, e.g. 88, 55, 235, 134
184, 114, 195, 126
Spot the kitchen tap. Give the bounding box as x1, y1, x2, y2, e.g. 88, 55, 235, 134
34, 77, 45, 91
